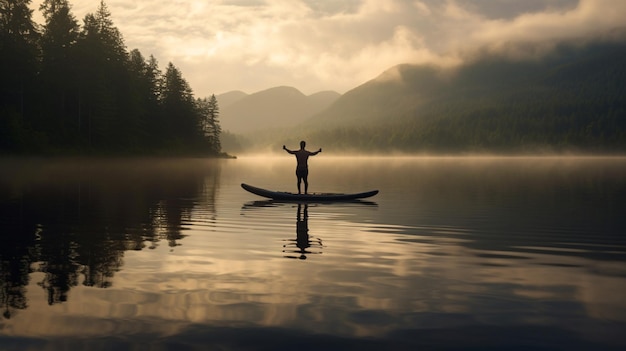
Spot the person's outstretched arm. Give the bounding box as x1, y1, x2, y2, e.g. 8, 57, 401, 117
311, 148, 322, 156
283, 145, 296, 154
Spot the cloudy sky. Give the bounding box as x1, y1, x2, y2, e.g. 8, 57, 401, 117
31, 0, 626, 96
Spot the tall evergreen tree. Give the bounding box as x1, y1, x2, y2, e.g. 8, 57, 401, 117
125, 48, 150, 146
126, 49, 167, 149
197, 95, 222, 153
38, 0, 80, 144
0, 0, 39, 109
146, 55, 163, 101
74, 0, 129, 149
0, 0, 40, 151
144, 54, 165, 146
161, 62, 199, 142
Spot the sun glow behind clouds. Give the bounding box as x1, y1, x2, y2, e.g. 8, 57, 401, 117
30, 0, 625, 96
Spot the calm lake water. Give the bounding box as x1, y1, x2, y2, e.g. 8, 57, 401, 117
1, 156, 625, 350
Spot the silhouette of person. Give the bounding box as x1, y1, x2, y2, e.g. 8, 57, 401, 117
283, 141, 321, 194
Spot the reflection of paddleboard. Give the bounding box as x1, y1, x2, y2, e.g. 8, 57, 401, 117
241, 183, 379, 201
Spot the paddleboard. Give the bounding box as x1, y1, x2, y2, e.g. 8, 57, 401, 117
241, 183, 378, 201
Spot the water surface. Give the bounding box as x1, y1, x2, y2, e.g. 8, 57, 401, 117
1, 156, 625, 350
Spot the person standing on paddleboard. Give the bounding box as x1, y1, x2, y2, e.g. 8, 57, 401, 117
283, 141, 322, 194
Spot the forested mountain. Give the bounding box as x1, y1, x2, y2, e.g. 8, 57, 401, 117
292, 40, 626, 153
1, 0, 224, 156
219, 86, 340, 134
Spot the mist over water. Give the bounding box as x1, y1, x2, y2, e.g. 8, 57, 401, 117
1, 156, 625, 350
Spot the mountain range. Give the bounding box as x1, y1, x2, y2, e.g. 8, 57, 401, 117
219, 40, 626, 154
218, 86, 340, 134
294, 40, 626, 153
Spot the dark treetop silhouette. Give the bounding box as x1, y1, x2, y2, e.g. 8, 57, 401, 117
283, 141, 322, 194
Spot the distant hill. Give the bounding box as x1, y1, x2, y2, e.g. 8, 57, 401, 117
217, 90, 248, 109
293, 40, 626, 153
218, 86, 340, 134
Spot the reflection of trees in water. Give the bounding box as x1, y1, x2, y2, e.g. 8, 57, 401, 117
0, 252, 31, 319
37, 225, 81, 304
0, 159, 220, 318
0, 193, 36, 319
152, 198, 192, 248
0, 259, 29, 319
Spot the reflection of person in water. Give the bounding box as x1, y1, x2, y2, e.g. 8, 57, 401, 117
283, 204, 322, 260
295, 204, 310, 259
283, 141, 322, 194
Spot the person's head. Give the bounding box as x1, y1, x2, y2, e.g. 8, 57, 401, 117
300, 140, 306, 149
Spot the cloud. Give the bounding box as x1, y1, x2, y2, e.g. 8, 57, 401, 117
466, 0, 626, 49
30, 0, 626, 96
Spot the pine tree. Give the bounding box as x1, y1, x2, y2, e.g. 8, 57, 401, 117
38, 0, 80, 144
161, 62, 199, 142
0, 0, 39, 114
206, 94, 222, 153
0, 0, 40, 151
74, 0, 129, 149
197, 94, 222, 154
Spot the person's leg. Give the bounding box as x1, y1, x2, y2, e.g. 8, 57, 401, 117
303, 170, 309, 194
296, 169, 303, 194
297, 175, 302, 194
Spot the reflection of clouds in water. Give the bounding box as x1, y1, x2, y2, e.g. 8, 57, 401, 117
2, 157, 625, 349
6, 232, 626, 349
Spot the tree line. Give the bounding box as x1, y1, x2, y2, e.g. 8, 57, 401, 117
1, 0, 223, 156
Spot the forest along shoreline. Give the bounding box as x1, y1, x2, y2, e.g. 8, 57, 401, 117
1, 2, 227, 158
